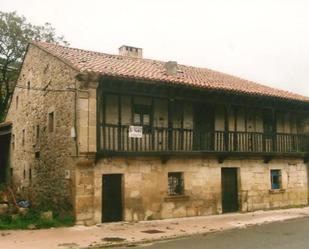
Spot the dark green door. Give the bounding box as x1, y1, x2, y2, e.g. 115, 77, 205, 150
102, 174, 123, 222
221, 168, 238, 213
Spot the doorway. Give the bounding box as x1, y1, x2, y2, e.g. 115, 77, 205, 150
0, 133, 11, 184
102, 174, 123, 222
221, 168, 239, 213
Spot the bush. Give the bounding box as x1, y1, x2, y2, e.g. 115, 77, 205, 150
0, 209, 75, 230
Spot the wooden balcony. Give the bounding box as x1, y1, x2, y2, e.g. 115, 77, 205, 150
97, 124, 308, 160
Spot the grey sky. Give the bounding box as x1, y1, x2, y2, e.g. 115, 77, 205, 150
2, 0, 309, 96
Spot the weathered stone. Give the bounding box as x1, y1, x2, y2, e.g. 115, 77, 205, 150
11, 214, 19, 220
5, 44, 77, 214
0, 204, 9, 215
40, 211, 53, 220
27, 224, 36, 230
18, 207, 28, 215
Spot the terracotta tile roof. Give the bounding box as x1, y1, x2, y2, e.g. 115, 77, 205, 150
31, 41, 309, 103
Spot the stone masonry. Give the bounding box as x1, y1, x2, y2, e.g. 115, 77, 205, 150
6, 44, 78, 210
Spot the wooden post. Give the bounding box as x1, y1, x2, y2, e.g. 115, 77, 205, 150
151, 97, 155, 151
224, 105, 229, 151
233, 106, 238, 151
102, 92, 106, 151
168, 98, 172, 151
118, 95, 122, 151
272, 108, 277, 152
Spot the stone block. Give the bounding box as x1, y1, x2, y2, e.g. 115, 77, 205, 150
18, 207, 28, 215
0, 203, 9, 215
40, 211, 53, 220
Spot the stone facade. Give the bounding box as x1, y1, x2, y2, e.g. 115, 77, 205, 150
75, 157, 308, 224
5, 43, 309, 225
6, 44, 78, 209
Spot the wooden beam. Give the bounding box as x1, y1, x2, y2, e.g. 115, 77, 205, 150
100, 77, 309, 113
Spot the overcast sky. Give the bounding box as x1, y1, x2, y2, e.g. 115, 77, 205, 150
2, 0, 309, 96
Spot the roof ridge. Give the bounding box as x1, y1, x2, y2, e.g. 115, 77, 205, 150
32, 40, 161, 63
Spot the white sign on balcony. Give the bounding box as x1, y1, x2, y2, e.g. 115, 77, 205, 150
129, 126, 143, 138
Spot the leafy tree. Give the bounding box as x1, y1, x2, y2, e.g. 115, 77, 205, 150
0, 11, 68, 121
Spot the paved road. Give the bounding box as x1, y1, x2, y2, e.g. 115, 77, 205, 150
114, 217, 309, 249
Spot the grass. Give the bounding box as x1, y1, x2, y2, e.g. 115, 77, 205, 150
0, 210, 74, 230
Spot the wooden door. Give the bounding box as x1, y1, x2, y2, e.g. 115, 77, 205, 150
221, 168, 239, 213
102, 174, 123, 222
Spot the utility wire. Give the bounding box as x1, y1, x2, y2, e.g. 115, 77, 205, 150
15, 84, 76, 92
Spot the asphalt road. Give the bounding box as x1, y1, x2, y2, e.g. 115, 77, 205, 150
114, 217, 309, 249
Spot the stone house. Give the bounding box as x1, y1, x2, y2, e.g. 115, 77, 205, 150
1, 41, 309, 225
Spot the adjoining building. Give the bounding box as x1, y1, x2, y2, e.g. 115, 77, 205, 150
2, 41, 309, 225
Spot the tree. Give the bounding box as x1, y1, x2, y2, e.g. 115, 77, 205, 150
0, 11, 69, 121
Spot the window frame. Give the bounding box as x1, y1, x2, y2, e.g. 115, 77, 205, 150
22, 129, 25, 146
263, 110, 275, 137
48, 111, 55, 133
36, 125, 40, 140
168, 172, 184, 196
270, 169, 282, 190
133, 104, 152, 133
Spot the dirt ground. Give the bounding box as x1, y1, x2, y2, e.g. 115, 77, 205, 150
1, 207, 309, 249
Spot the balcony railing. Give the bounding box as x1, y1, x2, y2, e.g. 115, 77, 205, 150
98, 124, 308, 154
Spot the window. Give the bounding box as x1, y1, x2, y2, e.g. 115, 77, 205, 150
271, 169, 282, 190
27, 81, 31, 99
23, 169, 26, 180
36, 125, 40, 139
133, 104, 151, 132
263, 111, 275, 136
12, 134, 15, 150
35, 151, 40, 159
22, 129, 25, 146
168, 172, 184, 196
16, 95, 19, 109
48, 112, 54, 132
29, 168, 32, 183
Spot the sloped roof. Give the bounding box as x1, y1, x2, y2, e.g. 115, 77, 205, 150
31, 41, 309, 103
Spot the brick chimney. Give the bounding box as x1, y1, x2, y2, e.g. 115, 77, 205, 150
165, 61, 178, 76
119, 45, 143, 58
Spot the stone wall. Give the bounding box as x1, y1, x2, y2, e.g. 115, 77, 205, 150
5, 44, 78, 210
75, 157, 308, 224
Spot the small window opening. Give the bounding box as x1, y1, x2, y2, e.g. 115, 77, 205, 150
29, 168, 32, 183
22, 129, 25, 146
23, 169, 26, 180
12, 134, 15, 150
271, 169, 282, 190
263, 110, 275, 137
36, 125, 40, 139
48, 112, 54, 132
168, 172, 184, 196
35, 151, 40, 159
133, 104, 152, 133
16, 96, 19, 109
